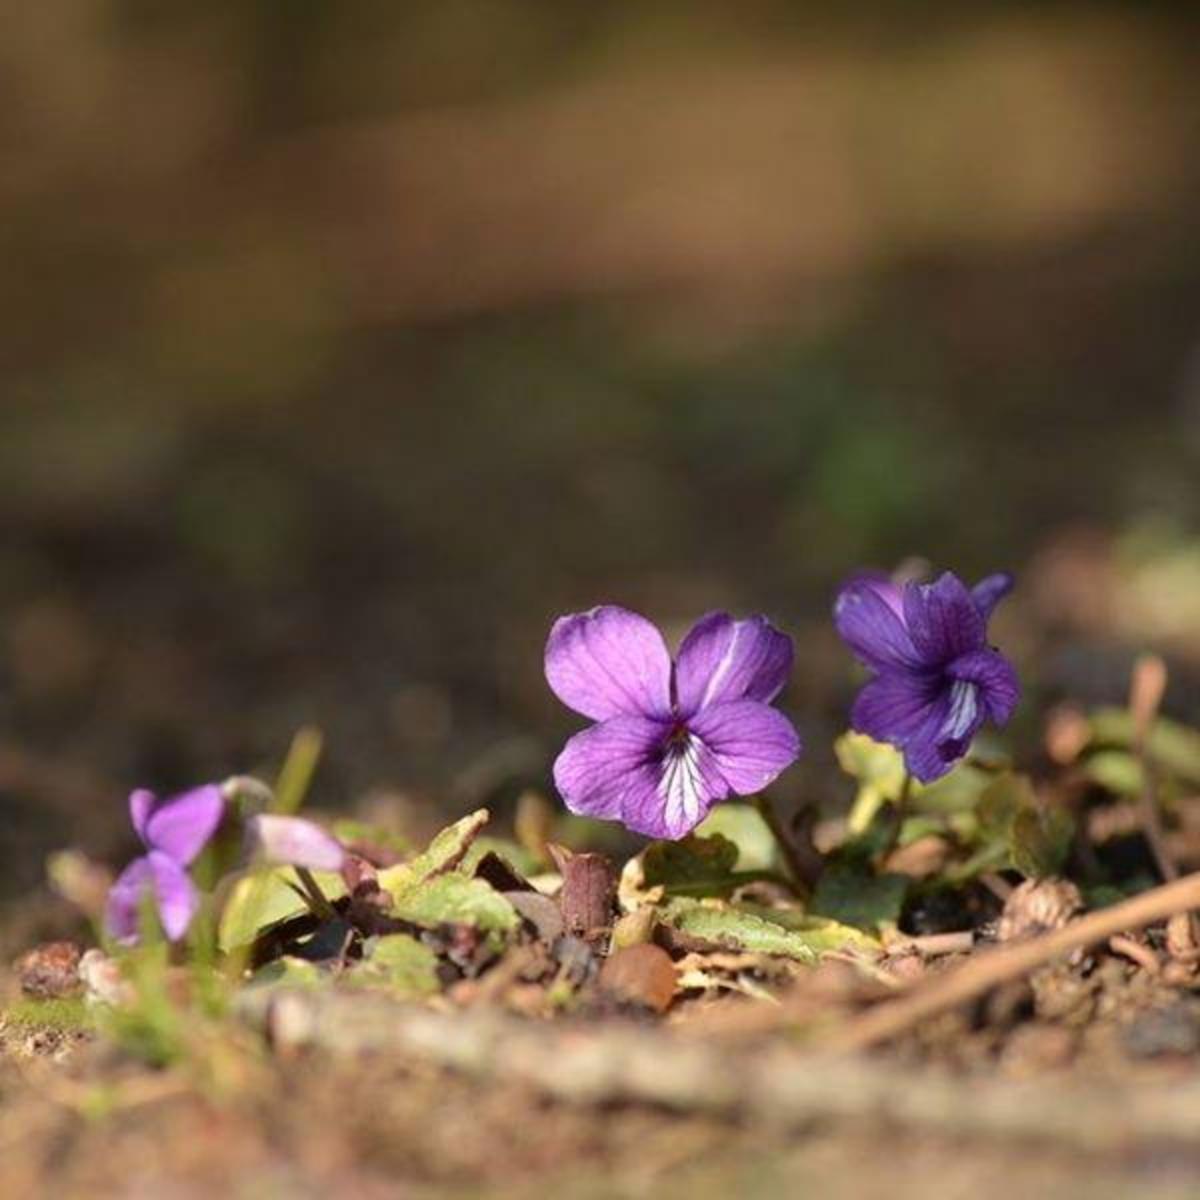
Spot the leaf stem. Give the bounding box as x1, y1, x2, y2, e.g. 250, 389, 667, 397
752, 793, 816, 898
879, 771, 913, 861
294, 866, 337, 921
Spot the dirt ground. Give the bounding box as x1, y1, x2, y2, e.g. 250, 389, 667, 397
3, 1026, 1199, 1200
6, 934, 1200, 1200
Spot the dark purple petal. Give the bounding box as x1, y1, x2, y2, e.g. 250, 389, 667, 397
143, 784, 225, 865
105, 851, 199, 944
545, 606, 672, 721
129, 789, 156, 846
852, 671, 988, 782
244, 814, 346, 872
552, 714, 671, 824
971, 572, 1015, 620
948, 648, 1020, 725
902, 681, 987, 782
850, 672, 942, 748
688, 699, 801, 797
902, 573, 985, 664
834, 578, 921, 672
674, 612, 794, 716
854, 572, 907, 618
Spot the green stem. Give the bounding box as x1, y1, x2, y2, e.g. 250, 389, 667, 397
880, 771, 913, 861
752, 793, 813, 899
294, 866, 337, 921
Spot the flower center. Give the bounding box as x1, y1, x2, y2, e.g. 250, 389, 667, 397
666, 720, 691, 747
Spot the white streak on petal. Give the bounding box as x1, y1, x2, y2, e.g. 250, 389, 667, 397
658, 736, 708, 837
943, 680, 980, 741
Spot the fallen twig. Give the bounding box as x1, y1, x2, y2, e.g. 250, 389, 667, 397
833, 870, 1200, 1052
883, 931, 974, 958
1108, 933, 1160, 975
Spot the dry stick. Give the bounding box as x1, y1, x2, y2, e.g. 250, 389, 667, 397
1130, 653, 1176, 882
1108, 933, 1160, 976
834, 869, 1200, 1052
884, 930, 975, 958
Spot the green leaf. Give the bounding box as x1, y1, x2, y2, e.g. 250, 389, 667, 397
694, 804, 781, 872
835, 732, 908, 834
1010, 803, 1074, 879
376, 809, 490, 897
273, 726, 323, 814
330, 819, 413, 857
247, 956, 326, 989
730, 903, 879, 952
643, 834, 741, 896
217, 867, 347, 952
810, 862, 908, 932
661, 899, 870, 961
351, 934, 440, 996
1088, 708, 1200, 785
971, 773, 1074, 879
461, 836, 543, 879
915, 762, 995, 814
1082, 750, 1142, 797
388, 874, 518, 945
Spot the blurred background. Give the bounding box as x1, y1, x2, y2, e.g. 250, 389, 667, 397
3, 1, 1200, 902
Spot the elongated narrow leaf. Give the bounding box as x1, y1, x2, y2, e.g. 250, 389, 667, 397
661, 898, 874, 961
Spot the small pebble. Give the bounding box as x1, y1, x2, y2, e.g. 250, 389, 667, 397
14, 941, 82, 999
598, 944, 676, 1014
1123, 1002, 1200, 1058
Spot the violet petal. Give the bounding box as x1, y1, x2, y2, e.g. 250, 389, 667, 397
129, 789, 156, 847
902, 682, 986, 782
648, 732, 730, 839
674, 612, 794, 715
552, 714, 670, 824
143, 784, 225, 865
105, 851, 198, 944
902, 573, 985, 664
850, 671, 943, 747
688, 698, 801, 797
971, 572, 1015, 620
544, 606, 673, 722
948, 647, 1020, 725
834, 578, 921, 672
244, 814, 346, 872
105, 855, 153, 944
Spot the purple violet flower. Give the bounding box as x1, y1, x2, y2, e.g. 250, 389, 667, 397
243, 814, 346, 872
545, 606, 802, 839
105, 785, 225, 944
834, 570, 1020, 782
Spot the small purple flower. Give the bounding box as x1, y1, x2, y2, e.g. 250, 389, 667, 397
545, 606, 801, 839
243, 814, 346, 872
834, 570, 1020, 782
105, 785, 224, 944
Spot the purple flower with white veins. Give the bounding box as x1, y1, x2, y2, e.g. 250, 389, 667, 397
105, 785, 225, 944
834, 570, 1020, 782
545, 606, 801, 839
